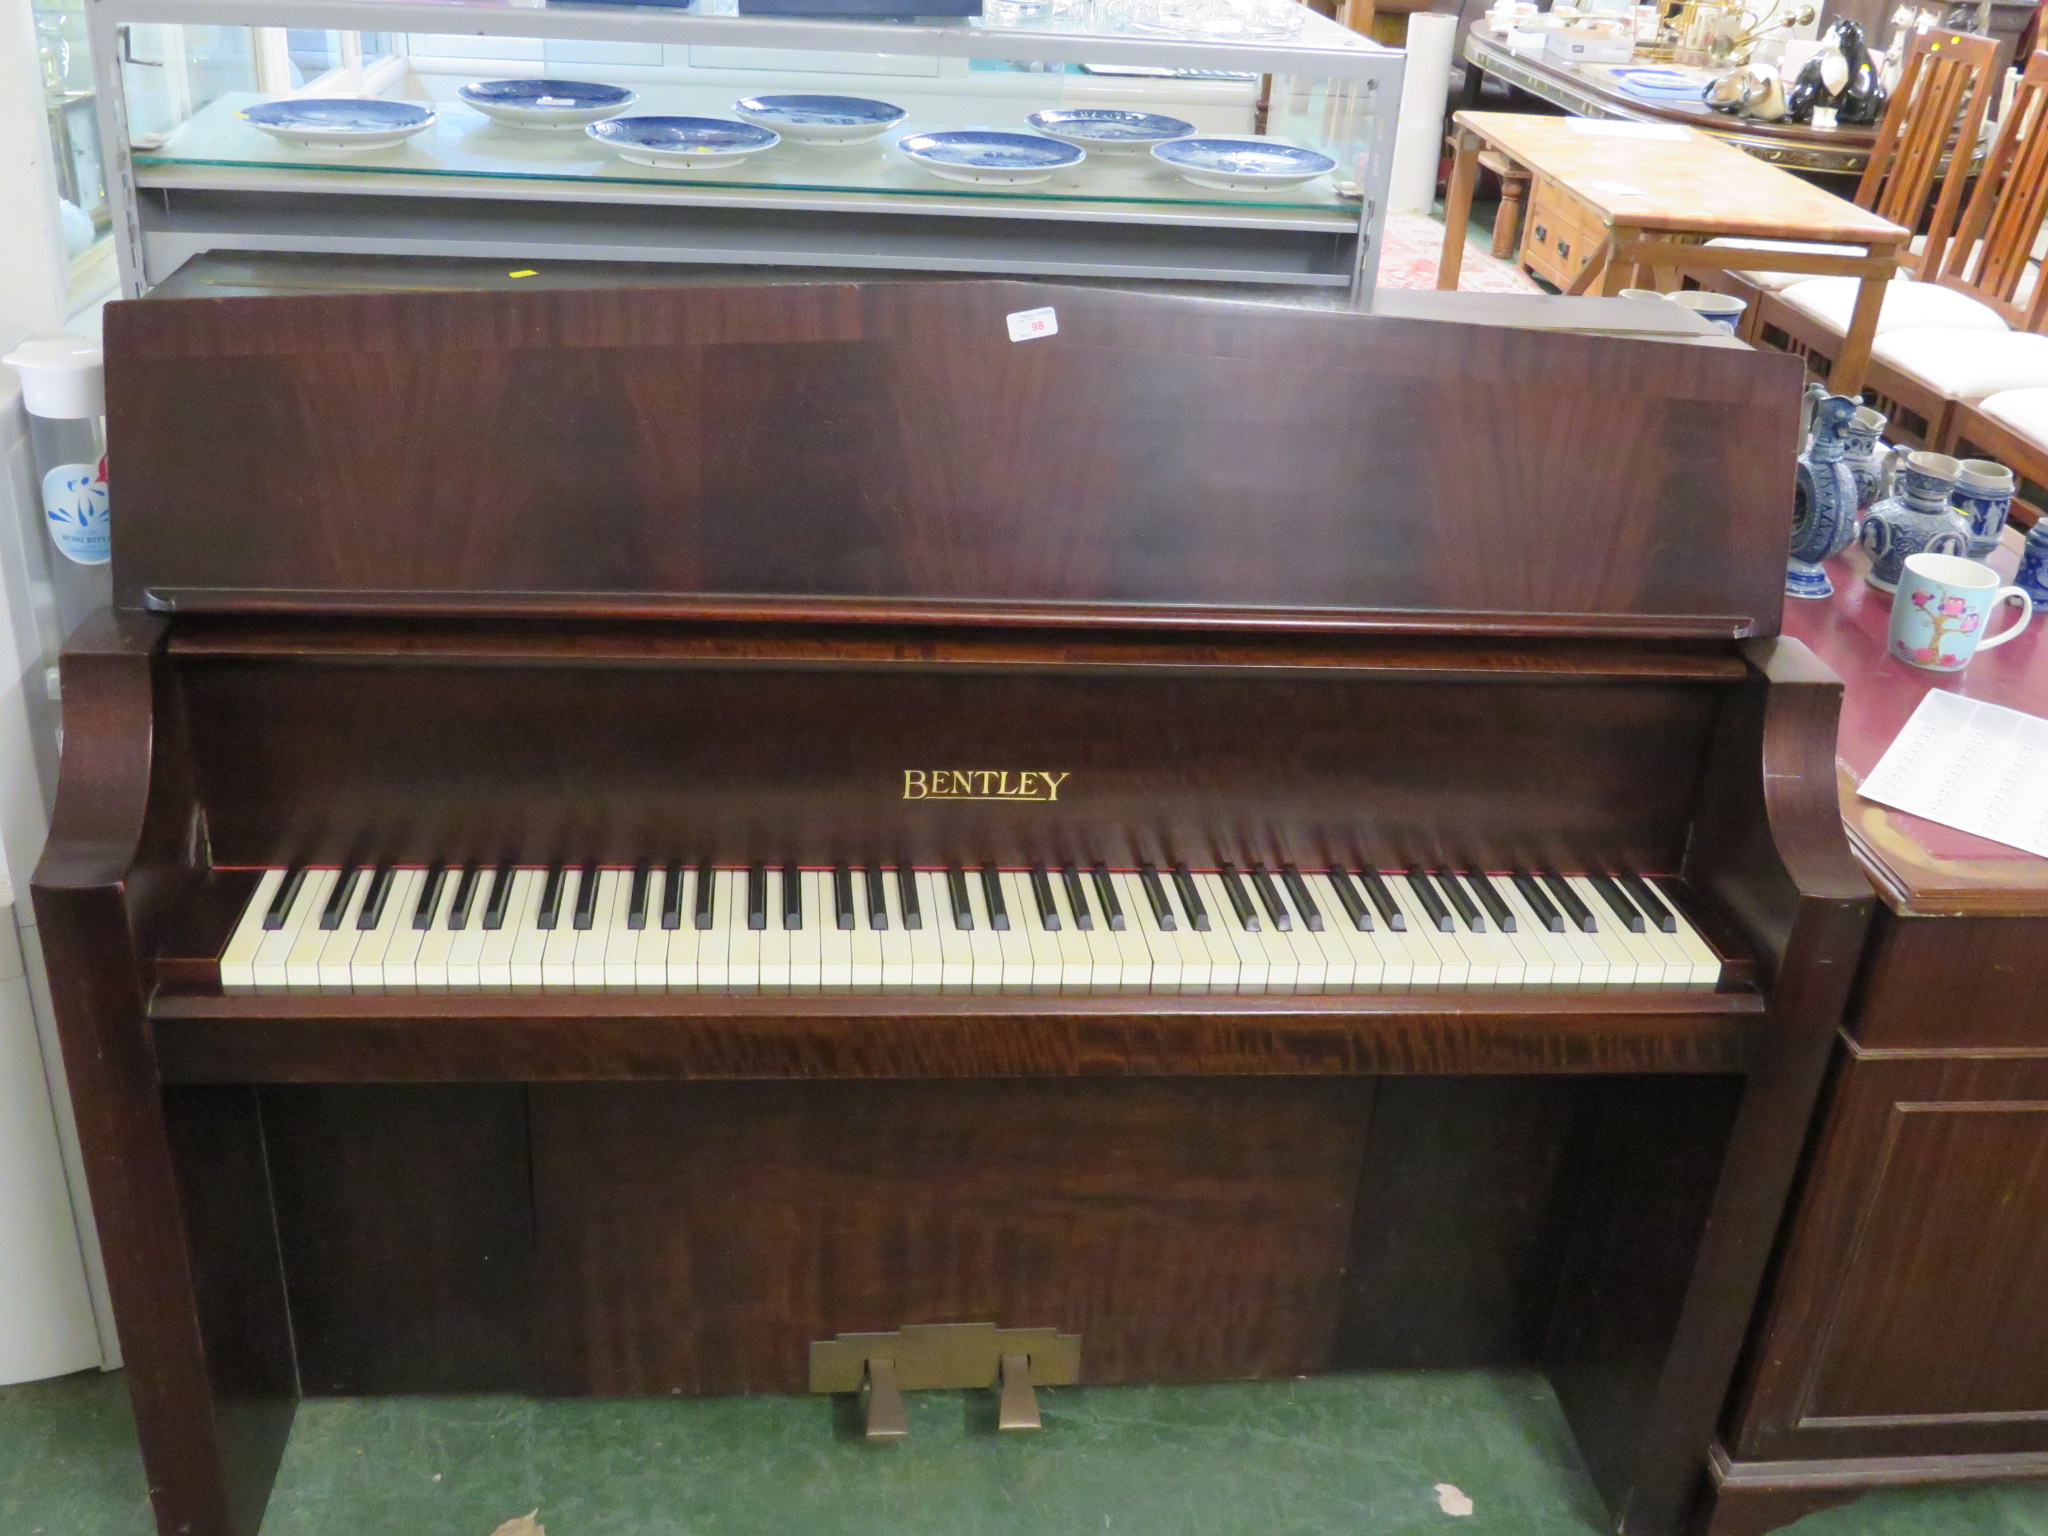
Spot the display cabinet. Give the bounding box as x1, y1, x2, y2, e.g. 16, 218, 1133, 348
85, 0, 1402, 297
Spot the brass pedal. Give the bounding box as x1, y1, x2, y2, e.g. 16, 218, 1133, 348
810, 1322, 1081, 1439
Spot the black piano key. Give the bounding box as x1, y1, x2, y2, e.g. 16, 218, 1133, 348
571, 863, 600, 931
1090, 864, 1123, 931
864, 866, 889, 930
1062, 864, 1094, 931
945, 866, 974, 930
1404, 868, 1454, 933
895, 867, 923, 930
781, 865, 802, 930
1253, 865, 1294, 931
979, 866, 1010, 931
482, 863, 515, 931
628, 862, 651, 931
1587, 871, 1645, 932
1467, 872, 1516, 933
320, 864, 361, 931
1542, 871, 1597, 933
1434, 869, 1483, 932
449, 864, 482, 931
660, 861, 684, 931
1138, 864, 1176, 931
1218, 863, 1260, 931
413, 863, 448, 930
1619, 872, 1678, 933
264, 865, 308, 930
1356, 867, 1405, 931
1171, 864, 1211, 932
1030, 866, 1061, 931
693, 863, 715, 931
746, 865, 766, 931
1511, 870, 1564, 932
1324, 866, 1371, 931
355, 864, 395, 931
834, 865, 856, 931
1280, 865, 1323, 932
537, 864, 565, 931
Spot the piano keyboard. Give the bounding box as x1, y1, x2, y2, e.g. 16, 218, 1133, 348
217, 862, 1724, 993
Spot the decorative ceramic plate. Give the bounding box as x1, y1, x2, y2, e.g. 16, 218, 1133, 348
898, 129, 1084, 185
586, 115, 781, 169
239, 98, 436, 152
1609, 66, 1709, 103
458, 78, 637, 129
1150, 135, 1334, 190
1025, 107, 1195, 153
732, 93, 907, 143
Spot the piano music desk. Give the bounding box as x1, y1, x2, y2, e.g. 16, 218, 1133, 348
1702, 539, 2048, 1534
35, 280, 1867, 1536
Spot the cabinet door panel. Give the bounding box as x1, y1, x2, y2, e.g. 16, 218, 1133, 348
1732, 1051, 2048, 1462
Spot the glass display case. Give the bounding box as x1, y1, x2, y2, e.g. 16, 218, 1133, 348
85, 0, 1402, 298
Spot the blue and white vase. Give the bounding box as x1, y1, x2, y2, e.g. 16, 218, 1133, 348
1788, 392, 1861, 598
1861, 449, 1970, 592
2017, 519, 2048, 606
1844, 406, 1888, 515
1952, 458, 2017, 560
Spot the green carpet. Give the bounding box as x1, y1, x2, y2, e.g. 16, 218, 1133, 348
2, 1369, 2044, 1536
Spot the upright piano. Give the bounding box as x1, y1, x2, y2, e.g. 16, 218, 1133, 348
34, 278, 1871, 1536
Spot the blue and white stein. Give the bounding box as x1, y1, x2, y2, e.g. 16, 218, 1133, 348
1952, 458, 2017, 561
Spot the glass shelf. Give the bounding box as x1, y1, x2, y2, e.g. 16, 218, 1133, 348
137, 88, 1363, 215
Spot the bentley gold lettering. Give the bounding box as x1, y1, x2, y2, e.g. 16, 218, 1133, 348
903, 770, 1070, 802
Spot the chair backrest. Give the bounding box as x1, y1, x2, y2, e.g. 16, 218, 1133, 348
1935, 48, 2048, 328
1857, 27, 2000, 277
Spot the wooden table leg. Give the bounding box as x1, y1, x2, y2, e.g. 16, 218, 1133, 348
1436, 129, 1482, 291
1598, 228, 1637, 295
1564, 236, 1612, 296
1835, 264, 1889, 398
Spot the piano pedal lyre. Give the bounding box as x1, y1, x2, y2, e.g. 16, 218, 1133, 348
809, 1322, 1081, 1440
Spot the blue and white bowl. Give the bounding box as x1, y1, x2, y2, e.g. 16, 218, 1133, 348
238, 98, 436, 153
458, 78, 637, 130
1026, 108, 1194, 154
732, 93, 907, 144
1151, 135, 1335, 191
898, 129, 1084, 186
587, 115, 780, 170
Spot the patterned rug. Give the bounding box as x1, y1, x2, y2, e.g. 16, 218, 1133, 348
1377, 210, 1542, 294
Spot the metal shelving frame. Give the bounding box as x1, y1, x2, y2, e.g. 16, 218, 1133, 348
86, 0, 1402, 299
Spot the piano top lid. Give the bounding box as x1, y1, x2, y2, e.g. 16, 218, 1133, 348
103, 277, 1802, 640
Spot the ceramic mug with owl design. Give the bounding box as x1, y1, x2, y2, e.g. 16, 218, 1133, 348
1887, 553, 2033, 672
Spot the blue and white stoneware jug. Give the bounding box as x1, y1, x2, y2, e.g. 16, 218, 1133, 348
1860, 449, 1970, 592
1788, 392, 1861, 599
2018, 518, 2048, 607
1843, 405, 1888, 515
1952, 458, 2017, 560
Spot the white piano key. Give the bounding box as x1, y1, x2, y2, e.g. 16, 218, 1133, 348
567, 870, 615, 988
252, 870, 313, 989
789, 871, 826, 991
416, 869, 469, 991
446, 872, 495, 990
956, 873, 1004, 994
1043, 873, 1100, 992
819, 871, 856, 989
1655, 881, 1725, 986
1274, 903, 1330, 991
597, 870, 640, 987
221, 869, 285, 991
1194, 873, 1264, 994
694, 871, 734, 989
281, 869, 343, 989
477, 870, 539, 988
1121, 871, 1195, 993
351, 868, 423, 990
1496, 878, 1584, 986
849, 868, 889, 992
1479, 875, 1558, 986
757, 874, 793, 993
313, 870, 373, 988
726, 871, 764, 990
1380, 880, 1453, 987
1563, 877, 1649, 986
632, 869, 672, 989
903, 871, 945, 990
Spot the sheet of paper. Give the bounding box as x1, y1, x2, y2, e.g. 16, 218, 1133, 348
1857, 691, 2048, 859
1565, 119, 1690, 141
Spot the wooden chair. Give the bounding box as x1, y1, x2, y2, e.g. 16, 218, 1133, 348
1727, 28, 2001, 350
1758, 48, 2048, 446
1945, 392, 2048, 528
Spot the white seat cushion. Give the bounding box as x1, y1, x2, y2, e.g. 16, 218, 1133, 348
1870, 329, 2048, 399
1705, 235, 1925, 293
1777, 276, 2010, 336
1976, 387, 2048, 443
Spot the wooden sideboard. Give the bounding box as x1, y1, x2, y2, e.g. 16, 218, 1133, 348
1702, 537, 2048, 1534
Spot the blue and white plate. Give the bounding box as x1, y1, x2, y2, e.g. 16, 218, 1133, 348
1151, 135, 1334, 190
1610, 66, 1710, 104
458, 78, 636, 130
898, 129, 1084, 186
732, 93, 906, 144
239, 98, 436, 152
586, 115, 780, 170
1026, 108, 1194, 154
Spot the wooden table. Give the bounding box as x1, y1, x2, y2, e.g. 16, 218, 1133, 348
1437, 111, 1912, 395
1461, 31, 1880, 176
1705, 535, 2048, 1535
